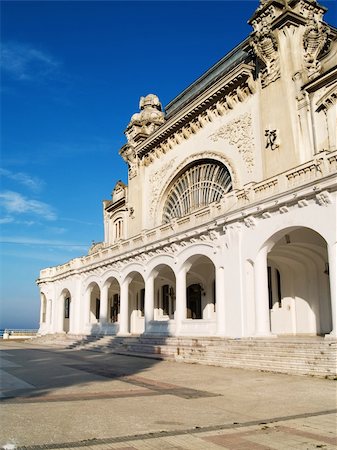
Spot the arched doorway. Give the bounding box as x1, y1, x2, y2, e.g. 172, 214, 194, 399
60, 289, 71, 333
187, 284, 202, 319
267, 228, 332, 335
86, 282, 100, 325
186, 255, 216, 321
107, 278, 120, 324
101, 276, 120, 329
153, 264, 176, 321
128, 272, 145, 334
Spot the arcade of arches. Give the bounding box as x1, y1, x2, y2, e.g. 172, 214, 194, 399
40, 227, 335, 338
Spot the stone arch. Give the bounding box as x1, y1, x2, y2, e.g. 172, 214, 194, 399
59, 288, 71, 333
177, 242, 218, 269
102, 274, 121, 325
163, 159, 233, 223
185, 253, 216, 320
154, 152, 237, 225
82, 275, 102, 293
151, 262, 176, 324
121, 263, 145, 284
101, 269, 121, 287
145, 254, 175, 278
249, 221, 332, 258
254, 226, 332, 336
122, 269, 145, 334
85, 281, 101, 326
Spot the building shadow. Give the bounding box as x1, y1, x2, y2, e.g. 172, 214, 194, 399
0, 322, 176, 402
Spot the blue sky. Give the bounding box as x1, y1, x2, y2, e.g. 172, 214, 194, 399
1, 0, 336, 329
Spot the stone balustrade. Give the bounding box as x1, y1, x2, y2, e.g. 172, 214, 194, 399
39, 150, 336, 281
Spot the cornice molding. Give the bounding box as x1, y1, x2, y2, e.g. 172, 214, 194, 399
303, 66, 337, 93
127, 63, 256, 163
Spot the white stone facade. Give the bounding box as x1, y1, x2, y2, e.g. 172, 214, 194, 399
38, 0, 337, 340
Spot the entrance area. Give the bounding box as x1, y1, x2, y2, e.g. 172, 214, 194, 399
187, 284, 202, 319
60, 289, 71, 333
128, 272, 145, 334
267, 228, 332, 335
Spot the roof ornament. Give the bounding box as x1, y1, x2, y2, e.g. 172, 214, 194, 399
124, 94, 165, 147
251, 18, 280, 87
303, 12, 330, 79
121, 94, 165, 177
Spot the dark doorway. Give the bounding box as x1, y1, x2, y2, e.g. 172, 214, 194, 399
187, 284, 202, 319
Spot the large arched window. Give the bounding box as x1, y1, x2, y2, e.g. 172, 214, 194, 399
162, 159, 232, 223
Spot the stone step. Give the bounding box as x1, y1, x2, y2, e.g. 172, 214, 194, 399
28, 334, 337, 377
118, 343, 335, 359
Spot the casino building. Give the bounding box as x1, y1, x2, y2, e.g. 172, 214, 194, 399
37, 0, 337, 344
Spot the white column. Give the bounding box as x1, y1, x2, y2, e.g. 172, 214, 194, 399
47, 299, 52, 326
327, 242, 337, 338
39, 295, 44, 325
73, 282, 83, 334
175, 267, 187, 335
68, 297, 74, 335
119, 278, 129, 335
254, 246, 271, 336
100, 284, 109, 324
50, 297, 58, 333
57, 296, 65, 333
84, 287, 92, 327
216, 266, 226, 336
145, 274, 155, 333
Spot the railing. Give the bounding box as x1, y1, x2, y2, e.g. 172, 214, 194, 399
39, 150, 336, 281
1, 329, 38, 339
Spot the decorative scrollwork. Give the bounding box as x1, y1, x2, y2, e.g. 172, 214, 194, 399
303, 13, 330, 79
210, 113, 255, 172
251, 20, 280, 87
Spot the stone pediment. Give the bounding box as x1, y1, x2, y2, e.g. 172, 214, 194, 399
104, 180, 127, 213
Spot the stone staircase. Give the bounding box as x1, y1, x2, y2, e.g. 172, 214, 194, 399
29, 333, 337, 378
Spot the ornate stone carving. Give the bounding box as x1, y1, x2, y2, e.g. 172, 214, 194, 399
298, 199, 309, 208
149, 158, 177, 215
209, 113, 255, 172
125, 94, 165, 146
303, 13, 330, 79
111, 180, 127, 203
265, 129, 279, 151
244, 216, 257, 228
88, 242, 104, 255
169, 243, 180, 253
316, 191, 332, 206
251, 20, 280, 87
119, 144, 138, 179
208, 230, 220, 241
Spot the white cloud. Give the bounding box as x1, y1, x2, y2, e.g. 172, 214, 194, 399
0, 217, 14, 224
1, 42, 60, 81
0, 191, 56, 221
0, 168, 43, 192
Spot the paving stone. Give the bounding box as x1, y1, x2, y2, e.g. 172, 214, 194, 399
0, 341, 336, 450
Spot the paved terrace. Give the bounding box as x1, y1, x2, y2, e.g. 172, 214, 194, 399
0, 340, 336, 450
